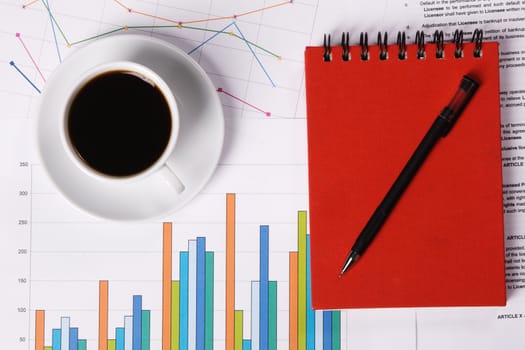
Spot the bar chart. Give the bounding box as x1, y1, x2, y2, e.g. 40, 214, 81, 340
32, 194, 342, 350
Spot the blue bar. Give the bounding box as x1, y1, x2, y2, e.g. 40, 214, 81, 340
61, 317, 70, 350
116, 327, 125, 350
306, 236, 315, 350
323, 311, 332, 350
133, 295, 142, 350
196, 237, 206, 350
188, 240, 197, 350
243, 340, 252, 350
180, 251, 189, 350
259, 225, 269, 350
52, 329, 61, 350
69, 328, 78, 350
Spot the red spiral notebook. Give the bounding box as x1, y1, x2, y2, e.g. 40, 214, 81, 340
305, 32, 506, 309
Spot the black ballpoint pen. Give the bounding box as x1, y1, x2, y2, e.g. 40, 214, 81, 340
339, 75, 480, 276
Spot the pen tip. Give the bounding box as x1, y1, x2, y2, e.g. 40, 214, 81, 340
340, 250, 360, 277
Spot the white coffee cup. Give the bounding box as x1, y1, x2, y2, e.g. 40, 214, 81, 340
62, 61, 185, 193
36, 34, 224, 220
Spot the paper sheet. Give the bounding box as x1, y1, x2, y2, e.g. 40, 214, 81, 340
1, 0, 524, 349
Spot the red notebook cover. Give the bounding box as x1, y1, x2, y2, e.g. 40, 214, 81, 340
305, 36, 506, 309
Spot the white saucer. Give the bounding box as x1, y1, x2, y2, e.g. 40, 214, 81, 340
36, 35, 224, 220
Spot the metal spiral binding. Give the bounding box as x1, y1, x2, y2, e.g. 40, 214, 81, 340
378, 32, 388, 60
433, 30, 444, 59
360, 32, 369, 60
323, 33, 331, 62
342, 32, 350, 61
415, 31, 426, 59
397, 31, 407, 60
320, 28, 484, 61
453, 29, 464, 58
472, 29, 483, 58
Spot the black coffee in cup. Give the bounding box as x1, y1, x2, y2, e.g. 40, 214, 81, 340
67, 71, 172, 177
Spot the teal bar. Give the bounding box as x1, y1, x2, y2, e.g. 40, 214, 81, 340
331, 311, 341, 350
205, 252, 214, 350
142, 310, 151, 350
77, 340, 87, 350
269, 281, 277, 350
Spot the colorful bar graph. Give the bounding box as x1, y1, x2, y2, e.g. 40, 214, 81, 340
33, 194, 344, 350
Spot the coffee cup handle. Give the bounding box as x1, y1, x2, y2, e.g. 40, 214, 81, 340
159, 161, 185, 193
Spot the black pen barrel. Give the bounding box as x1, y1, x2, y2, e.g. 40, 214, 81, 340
342, 76, 479, 274
352, 117, 449, 253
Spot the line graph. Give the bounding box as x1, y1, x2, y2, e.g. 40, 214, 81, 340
18, 0, 285, 90
21, 0, 292, 51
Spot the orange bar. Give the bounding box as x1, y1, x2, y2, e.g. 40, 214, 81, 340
226, 194, 236, 350
35, 310, 45, 350
289, 253, 298, 350
163, 222, 173, 350
99, 280, 108, 350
